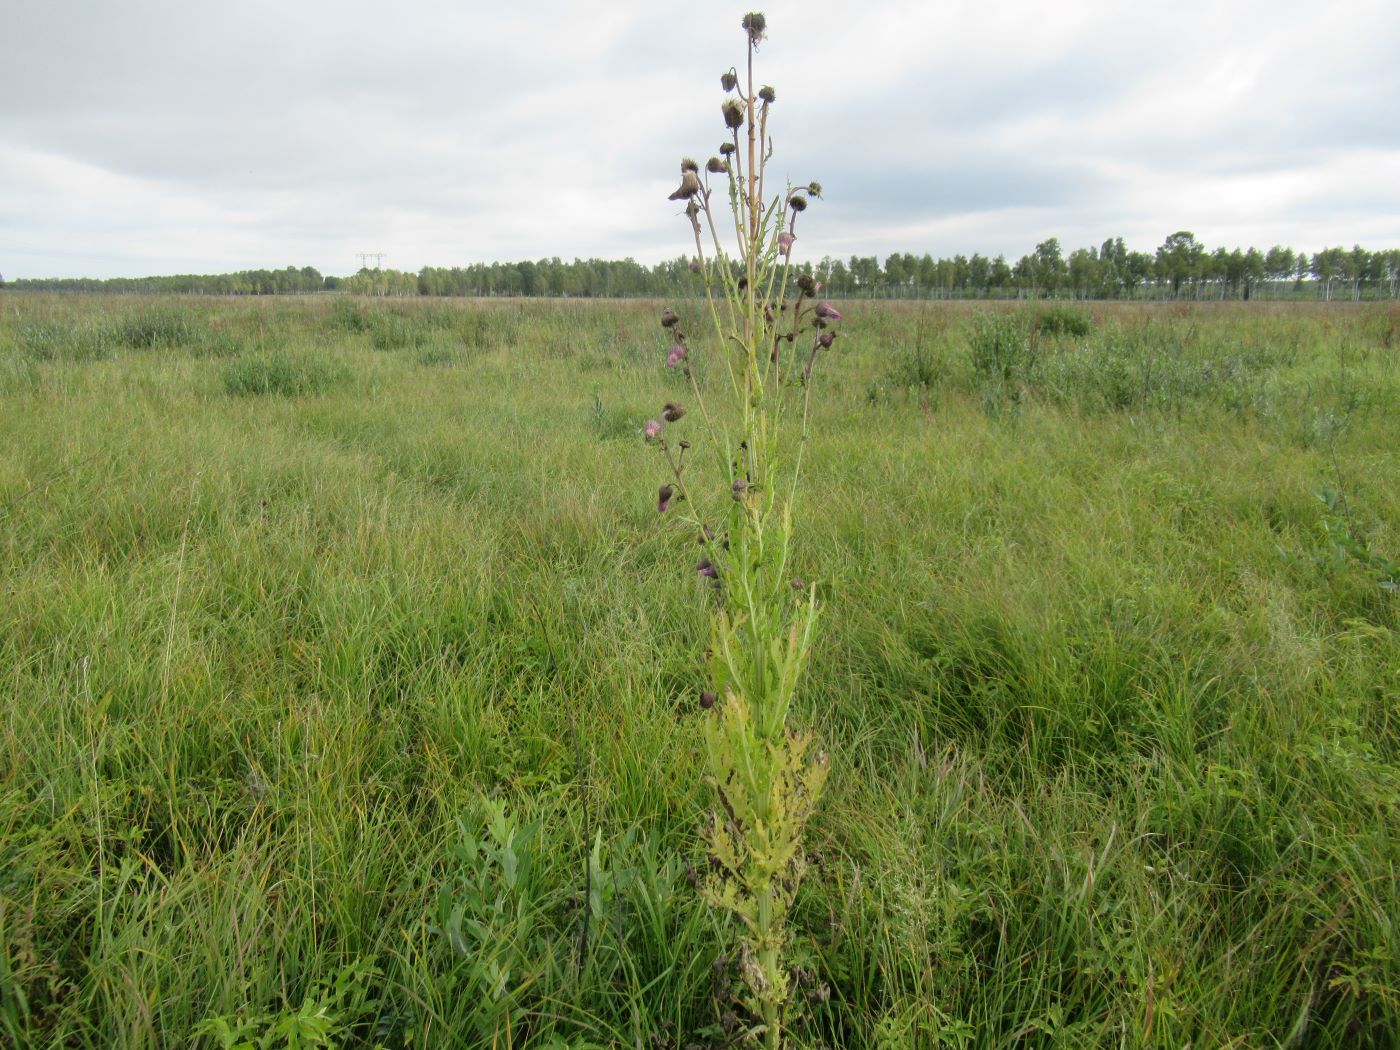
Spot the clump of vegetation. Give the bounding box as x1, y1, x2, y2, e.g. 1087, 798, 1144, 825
221, 351, 350, 396
1033, 303, 1093, 338
115, 308, 198, 349
641, 13, 837, 1045
19, 320, 115, 362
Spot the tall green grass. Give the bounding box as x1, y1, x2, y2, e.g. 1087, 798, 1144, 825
0, 294, 1396, 1047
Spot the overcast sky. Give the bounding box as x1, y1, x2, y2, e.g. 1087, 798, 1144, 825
3, 0, 1398, 279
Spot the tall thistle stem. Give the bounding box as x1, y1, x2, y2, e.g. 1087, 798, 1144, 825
648, 14, 840, 1048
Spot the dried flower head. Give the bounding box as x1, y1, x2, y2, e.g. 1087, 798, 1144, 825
796, 273, 815, 295
721, 70, 738, 92
644, 419, 663, 442
669, 170, 702, 201
660, 307, 680, 328
662, 402, 686, 422
707, 156, 729, 174
758, 85, 776, 104
658, 484, 675, 513
722, 98, 745, 130
741, 12, 767, 44
719, 142, 737, 156
681, 157, 700, 174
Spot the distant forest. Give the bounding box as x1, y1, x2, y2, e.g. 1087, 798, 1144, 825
6, 233, 1399, 301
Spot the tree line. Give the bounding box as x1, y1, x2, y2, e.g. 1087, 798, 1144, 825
5, 234, 1398, 300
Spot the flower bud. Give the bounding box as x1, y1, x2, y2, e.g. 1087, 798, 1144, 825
722, 99, 745, 130
788, 193, 808, 212
658, 484, 674, 513
660, 307, 680, 328
818, 330, 837, 349
796, 273, 815, 295
662, 401, 686, 422
700, 690, 717, 709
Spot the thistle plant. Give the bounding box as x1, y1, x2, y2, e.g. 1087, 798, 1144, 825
644, 13, 840, 1047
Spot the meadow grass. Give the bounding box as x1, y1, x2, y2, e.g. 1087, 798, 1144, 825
0, 294, 1396, 1048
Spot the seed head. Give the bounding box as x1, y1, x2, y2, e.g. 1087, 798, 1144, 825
668, 170, 702, 201
644, 419, 663, 442
662, 401, 686, 422
660, 307, 680, 328
666, 343, 688, 368
758, 85, 776, 104
658, 484, 675, 513
721, 70, 738, 92
722, 98, 745, 130
741, 12, 767, 45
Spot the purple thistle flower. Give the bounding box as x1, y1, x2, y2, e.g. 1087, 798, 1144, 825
695, 557, 718, 579
815, 301, 842, 321
777, 232, 794, 256
644, 419, 663, 442
666, 343, 688, 368
700, 690, 718, 709
658, 484, 675, 513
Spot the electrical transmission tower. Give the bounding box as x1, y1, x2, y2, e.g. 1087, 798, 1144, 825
356, 252, 385, 270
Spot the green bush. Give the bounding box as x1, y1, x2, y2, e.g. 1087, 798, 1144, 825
1034, 304, 1093, 338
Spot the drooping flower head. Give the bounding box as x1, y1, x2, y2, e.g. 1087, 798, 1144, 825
644, 419, 663, 442
666, 343, 688, 368
658, 484, 675, 513
815, 300, 842, 321
777, 232, 794, 256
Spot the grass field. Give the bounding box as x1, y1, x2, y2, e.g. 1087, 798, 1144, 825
1, 293, 1397, 1048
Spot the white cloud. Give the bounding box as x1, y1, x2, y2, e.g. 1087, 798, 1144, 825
2, 0, 1398, 278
